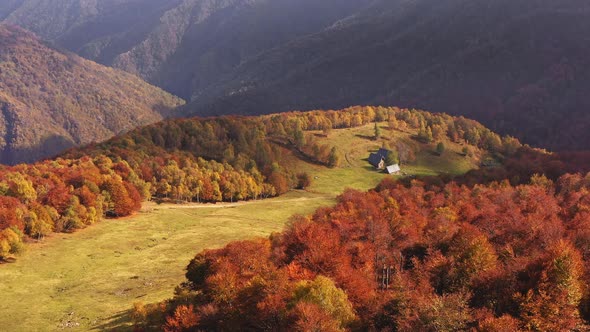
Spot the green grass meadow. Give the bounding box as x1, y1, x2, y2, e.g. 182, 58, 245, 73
0, 123, 479, 331
0, 192, 335, 331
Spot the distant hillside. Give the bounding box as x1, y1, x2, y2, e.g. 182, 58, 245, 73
182, 0, 590, 151
2, 0, 372, 100
112, 0, 373, 100
0, 1, 24, 20
0, 24, 184, 164
2, 0, 183, 64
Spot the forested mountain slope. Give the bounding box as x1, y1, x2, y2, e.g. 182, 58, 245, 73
0, 24, 183, 164
2, 0, 372, 100
0, 1, 24, 20
182, 0, 590, 151
2, 0, 183, 64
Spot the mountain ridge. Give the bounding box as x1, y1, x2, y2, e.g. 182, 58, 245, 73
4, 0, 590, 152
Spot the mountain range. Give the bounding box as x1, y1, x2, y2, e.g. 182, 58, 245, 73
2, 0, 590, 157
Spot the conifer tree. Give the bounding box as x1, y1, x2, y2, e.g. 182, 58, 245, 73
328, 147, 340, 167
436, 142, 446, 156
374, 122, 382, 140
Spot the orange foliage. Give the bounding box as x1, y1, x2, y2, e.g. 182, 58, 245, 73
163, 305, 199, 332
160, 171, 590, 330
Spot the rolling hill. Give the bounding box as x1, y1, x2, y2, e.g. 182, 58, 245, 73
0, 105, 511, 329
0, 24, 183, 164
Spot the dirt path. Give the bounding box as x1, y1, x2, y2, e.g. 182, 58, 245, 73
344, 152, 355, 167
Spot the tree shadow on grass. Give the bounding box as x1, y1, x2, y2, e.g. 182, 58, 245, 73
0, 257, 17, 264
90, 310, 133, 332
428, 151, 441, 156
362, 165, 380, 172
355, 134, 376, 141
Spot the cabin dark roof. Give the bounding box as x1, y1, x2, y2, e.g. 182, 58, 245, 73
377, 148, 391, 159
368, 153, 383, 167
368, 148, 392, 167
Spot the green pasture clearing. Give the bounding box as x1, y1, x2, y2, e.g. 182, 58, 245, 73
303, 122, 478, 187
0, 192, 335, 331
0, 123, 479, 331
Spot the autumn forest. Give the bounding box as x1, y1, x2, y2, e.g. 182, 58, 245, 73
1, 104, 590, 330
1, 106, 513, 258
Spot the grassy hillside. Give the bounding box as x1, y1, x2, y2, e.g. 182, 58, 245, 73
0, 24, 184, 164
294, 124, 478, 197
0, 106, 506, 268
0, 121, 480, 331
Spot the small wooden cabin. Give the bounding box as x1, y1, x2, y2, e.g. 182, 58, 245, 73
368, 148, 392, 169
